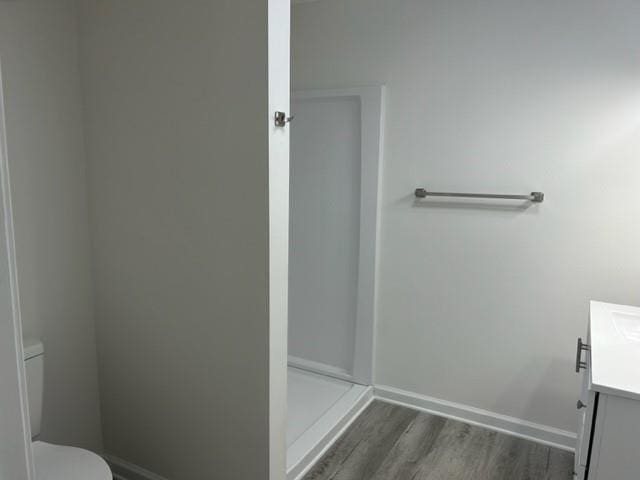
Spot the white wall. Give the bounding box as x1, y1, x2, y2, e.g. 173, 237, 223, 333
293, 0, 640, 433
79, 1, 279, 478
0, 0, 103, 451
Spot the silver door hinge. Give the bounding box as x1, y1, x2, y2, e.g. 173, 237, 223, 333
274, 111, 294, 127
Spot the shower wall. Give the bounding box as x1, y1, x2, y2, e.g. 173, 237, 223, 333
288, 96, 362, 376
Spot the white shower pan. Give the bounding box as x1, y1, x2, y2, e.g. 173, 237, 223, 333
286, 367, 373, 480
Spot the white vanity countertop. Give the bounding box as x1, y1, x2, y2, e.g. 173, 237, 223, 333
590, 301, 640, 401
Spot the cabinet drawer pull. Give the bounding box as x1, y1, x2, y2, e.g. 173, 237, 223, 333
575, 337, 590, 373
577, 400, 586, 409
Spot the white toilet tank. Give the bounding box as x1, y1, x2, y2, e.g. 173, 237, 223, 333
23, 338, 45, 438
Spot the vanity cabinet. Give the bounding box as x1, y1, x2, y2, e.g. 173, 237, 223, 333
574, 301, 640, 480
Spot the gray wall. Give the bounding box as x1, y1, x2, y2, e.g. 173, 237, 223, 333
293, 0, 640, 432
79, 1, 273, 478
0, 0, 102, 451
0, 60, 33, 480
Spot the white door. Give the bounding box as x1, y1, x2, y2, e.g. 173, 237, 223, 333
0, 62, 34, 480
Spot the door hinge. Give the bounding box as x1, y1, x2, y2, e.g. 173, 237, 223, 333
274, 111, 294, 127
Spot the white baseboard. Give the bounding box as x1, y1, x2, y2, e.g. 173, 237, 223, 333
374, 384, 576, 452
103, 454, 169, 480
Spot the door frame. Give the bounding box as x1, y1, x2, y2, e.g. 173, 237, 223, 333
0, 59, 35, 480
268, 1, 291, 479
289, 86, 385, 386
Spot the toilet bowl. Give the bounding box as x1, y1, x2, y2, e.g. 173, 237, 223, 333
24, 339, 112, 480
32, 441, 111, 480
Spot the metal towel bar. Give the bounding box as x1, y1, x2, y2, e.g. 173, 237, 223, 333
414, 188, 544, 203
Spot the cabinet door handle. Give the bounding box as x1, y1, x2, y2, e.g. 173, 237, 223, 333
577, 400, 586, 409
575, 337, 590, 373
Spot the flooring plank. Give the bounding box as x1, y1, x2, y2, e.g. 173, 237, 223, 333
302, 401, 418, 480
410, 420, 504, 480
369, 412, 446, 480
545, 448, 575, 480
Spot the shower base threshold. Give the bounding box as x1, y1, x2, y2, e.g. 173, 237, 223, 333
286, 367, 373, 480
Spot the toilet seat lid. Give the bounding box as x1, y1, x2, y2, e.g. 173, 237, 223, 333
32, 441, 112, 480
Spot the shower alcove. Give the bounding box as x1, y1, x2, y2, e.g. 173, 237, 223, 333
286, 87, 384, 480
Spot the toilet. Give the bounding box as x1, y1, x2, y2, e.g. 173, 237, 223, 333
24, 339, 112, 480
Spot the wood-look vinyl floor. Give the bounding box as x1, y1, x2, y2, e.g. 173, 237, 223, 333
303, 401, 574, 480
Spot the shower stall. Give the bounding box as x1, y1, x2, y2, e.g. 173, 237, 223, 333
286, 87, 384, 479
